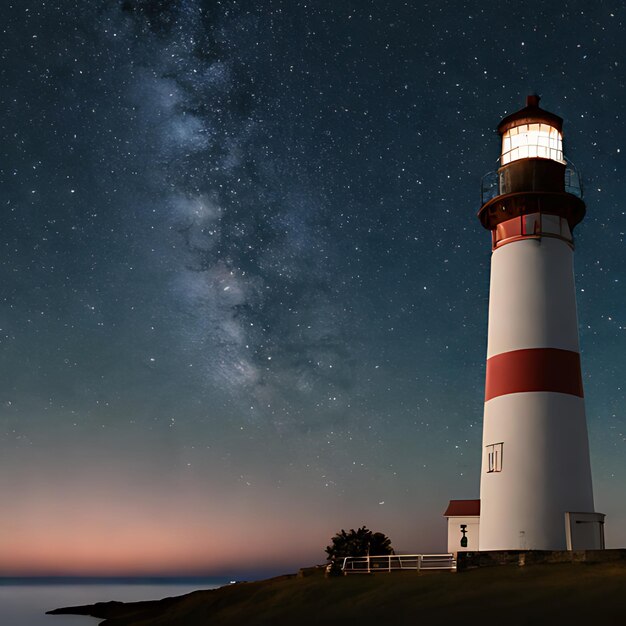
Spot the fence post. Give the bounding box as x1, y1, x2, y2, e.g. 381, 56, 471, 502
417, 554, 422, 572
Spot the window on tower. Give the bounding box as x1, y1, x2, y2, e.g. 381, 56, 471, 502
501, 123, 564, 165
486, 442, 503, 473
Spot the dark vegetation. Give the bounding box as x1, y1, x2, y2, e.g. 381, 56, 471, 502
325, 526, 394, 561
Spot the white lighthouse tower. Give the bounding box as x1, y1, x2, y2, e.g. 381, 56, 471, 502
476, 95, 605, 551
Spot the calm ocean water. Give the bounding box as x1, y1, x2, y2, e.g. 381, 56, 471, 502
0, 578, 228, 625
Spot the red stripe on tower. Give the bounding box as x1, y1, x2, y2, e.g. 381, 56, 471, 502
485, 347, 584, 401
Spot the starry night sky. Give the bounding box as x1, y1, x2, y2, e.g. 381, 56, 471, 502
1, 0, 625, 577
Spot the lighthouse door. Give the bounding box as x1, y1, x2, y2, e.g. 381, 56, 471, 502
565, 512, 606, 550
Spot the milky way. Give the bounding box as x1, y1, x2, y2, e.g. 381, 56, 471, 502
1, 1, 625, 575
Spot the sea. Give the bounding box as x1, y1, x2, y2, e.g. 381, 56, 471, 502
0, 577, 229, 625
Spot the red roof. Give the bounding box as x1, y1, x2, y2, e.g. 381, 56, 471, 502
443, 499, 480, 517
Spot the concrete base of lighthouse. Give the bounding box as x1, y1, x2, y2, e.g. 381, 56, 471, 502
455, 546, 620, 572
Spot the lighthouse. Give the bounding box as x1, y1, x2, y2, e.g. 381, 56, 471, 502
443, 96, 606, 554
474, 95, 605, 552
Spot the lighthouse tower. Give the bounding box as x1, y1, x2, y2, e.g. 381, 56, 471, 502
477, 95, 605, 551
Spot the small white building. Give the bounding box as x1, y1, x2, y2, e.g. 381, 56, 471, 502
444, 499, 480, 555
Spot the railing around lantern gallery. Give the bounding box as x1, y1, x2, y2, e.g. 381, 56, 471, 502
341, 553, 456, 574
480, 158, 584, 205
564, 158, 584, 198
480, 170, 499, 205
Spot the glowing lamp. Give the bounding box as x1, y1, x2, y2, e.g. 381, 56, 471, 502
501, 122, 563, 165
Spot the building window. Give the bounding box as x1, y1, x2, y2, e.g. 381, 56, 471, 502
460, 524, 468, 548
486, 442, 503, 473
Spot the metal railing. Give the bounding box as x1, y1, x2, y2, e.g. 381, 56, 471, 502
341, 553, 456, 574
564, 159, 584, 198
480, 157, 584, 205
480, 170, 499, 205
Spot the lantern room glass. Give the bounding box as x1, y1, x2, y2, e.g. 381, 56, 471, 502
501, 123, 564, 165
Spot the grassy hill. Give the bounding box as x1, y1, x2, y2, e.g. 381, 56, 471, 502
49, 561, 626, 625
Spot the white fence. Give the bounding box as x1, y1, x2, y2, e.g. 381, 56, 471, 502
341, 553, 456, 574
